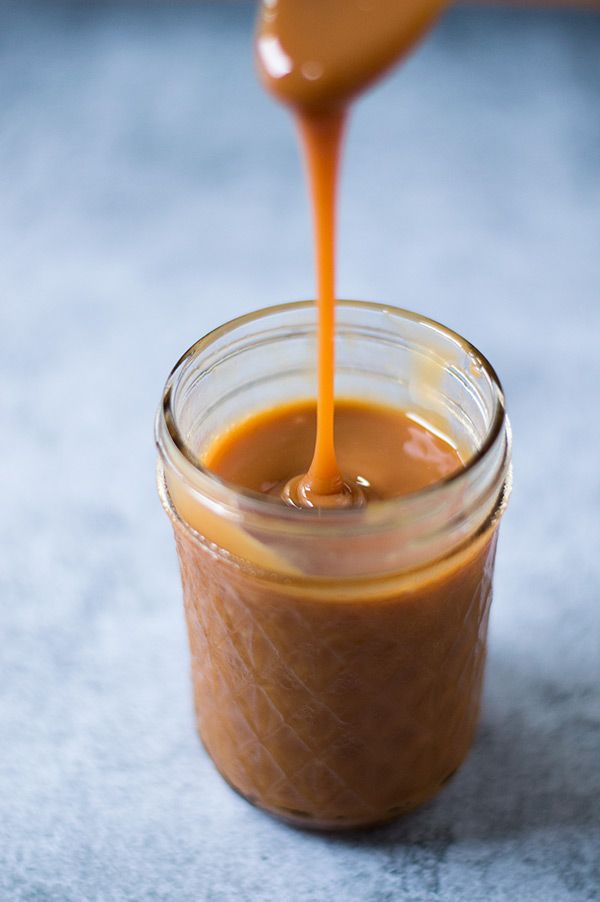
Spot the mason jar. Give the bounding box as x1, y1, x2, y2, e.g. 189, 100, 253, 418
155, 300, 511, 830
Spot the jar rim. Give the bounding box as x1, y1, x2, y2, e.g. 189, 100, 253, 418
155, 299, 509, 527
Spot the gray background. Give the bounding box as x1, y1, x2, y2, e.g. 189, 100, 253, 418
1, 2, 599, 900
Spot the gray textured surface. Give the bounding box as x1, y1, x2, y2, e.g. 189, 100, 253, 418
1, 2, 600, 900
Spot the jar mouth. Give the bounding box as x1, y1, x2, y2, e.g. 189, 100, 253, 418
156, 299, 508, 526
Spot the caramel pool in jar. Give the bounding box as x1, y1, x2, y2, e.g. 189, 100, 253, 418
156, 301, 511, 829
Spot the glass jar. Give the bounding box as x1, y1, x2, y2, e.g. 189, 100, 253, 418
155, 300, 511, 830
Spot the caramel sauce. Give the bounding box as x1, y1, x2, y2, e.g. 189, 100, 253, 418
203, 399, 462, 503
256, 0, 447, 505
157, 0, 508, 830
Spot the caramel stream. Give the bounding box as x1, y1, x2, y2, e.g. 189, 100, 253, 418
256, 0, 447, 507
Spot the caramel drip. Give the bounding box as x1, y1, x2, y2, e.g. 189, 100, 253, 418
255, 0, 447, 507
296, 111, 346, 498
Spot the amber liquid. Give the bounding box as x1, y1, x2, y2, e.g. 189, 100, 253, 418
256, 0, 447, 505
161, 0, 503, 831
294, 114, 346, 501
171, 399, 495, 830
204, 399, 463, 501
171, 403, 497, 827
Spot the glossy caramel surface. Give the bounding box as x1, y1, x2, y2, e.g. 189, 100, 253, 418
256, 0, 447, 112
164, 399, 498, 827
204, 398, 462, 501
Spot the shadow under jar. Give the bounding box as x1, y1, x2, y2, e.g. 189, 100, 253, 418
155, 300, 511, 830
